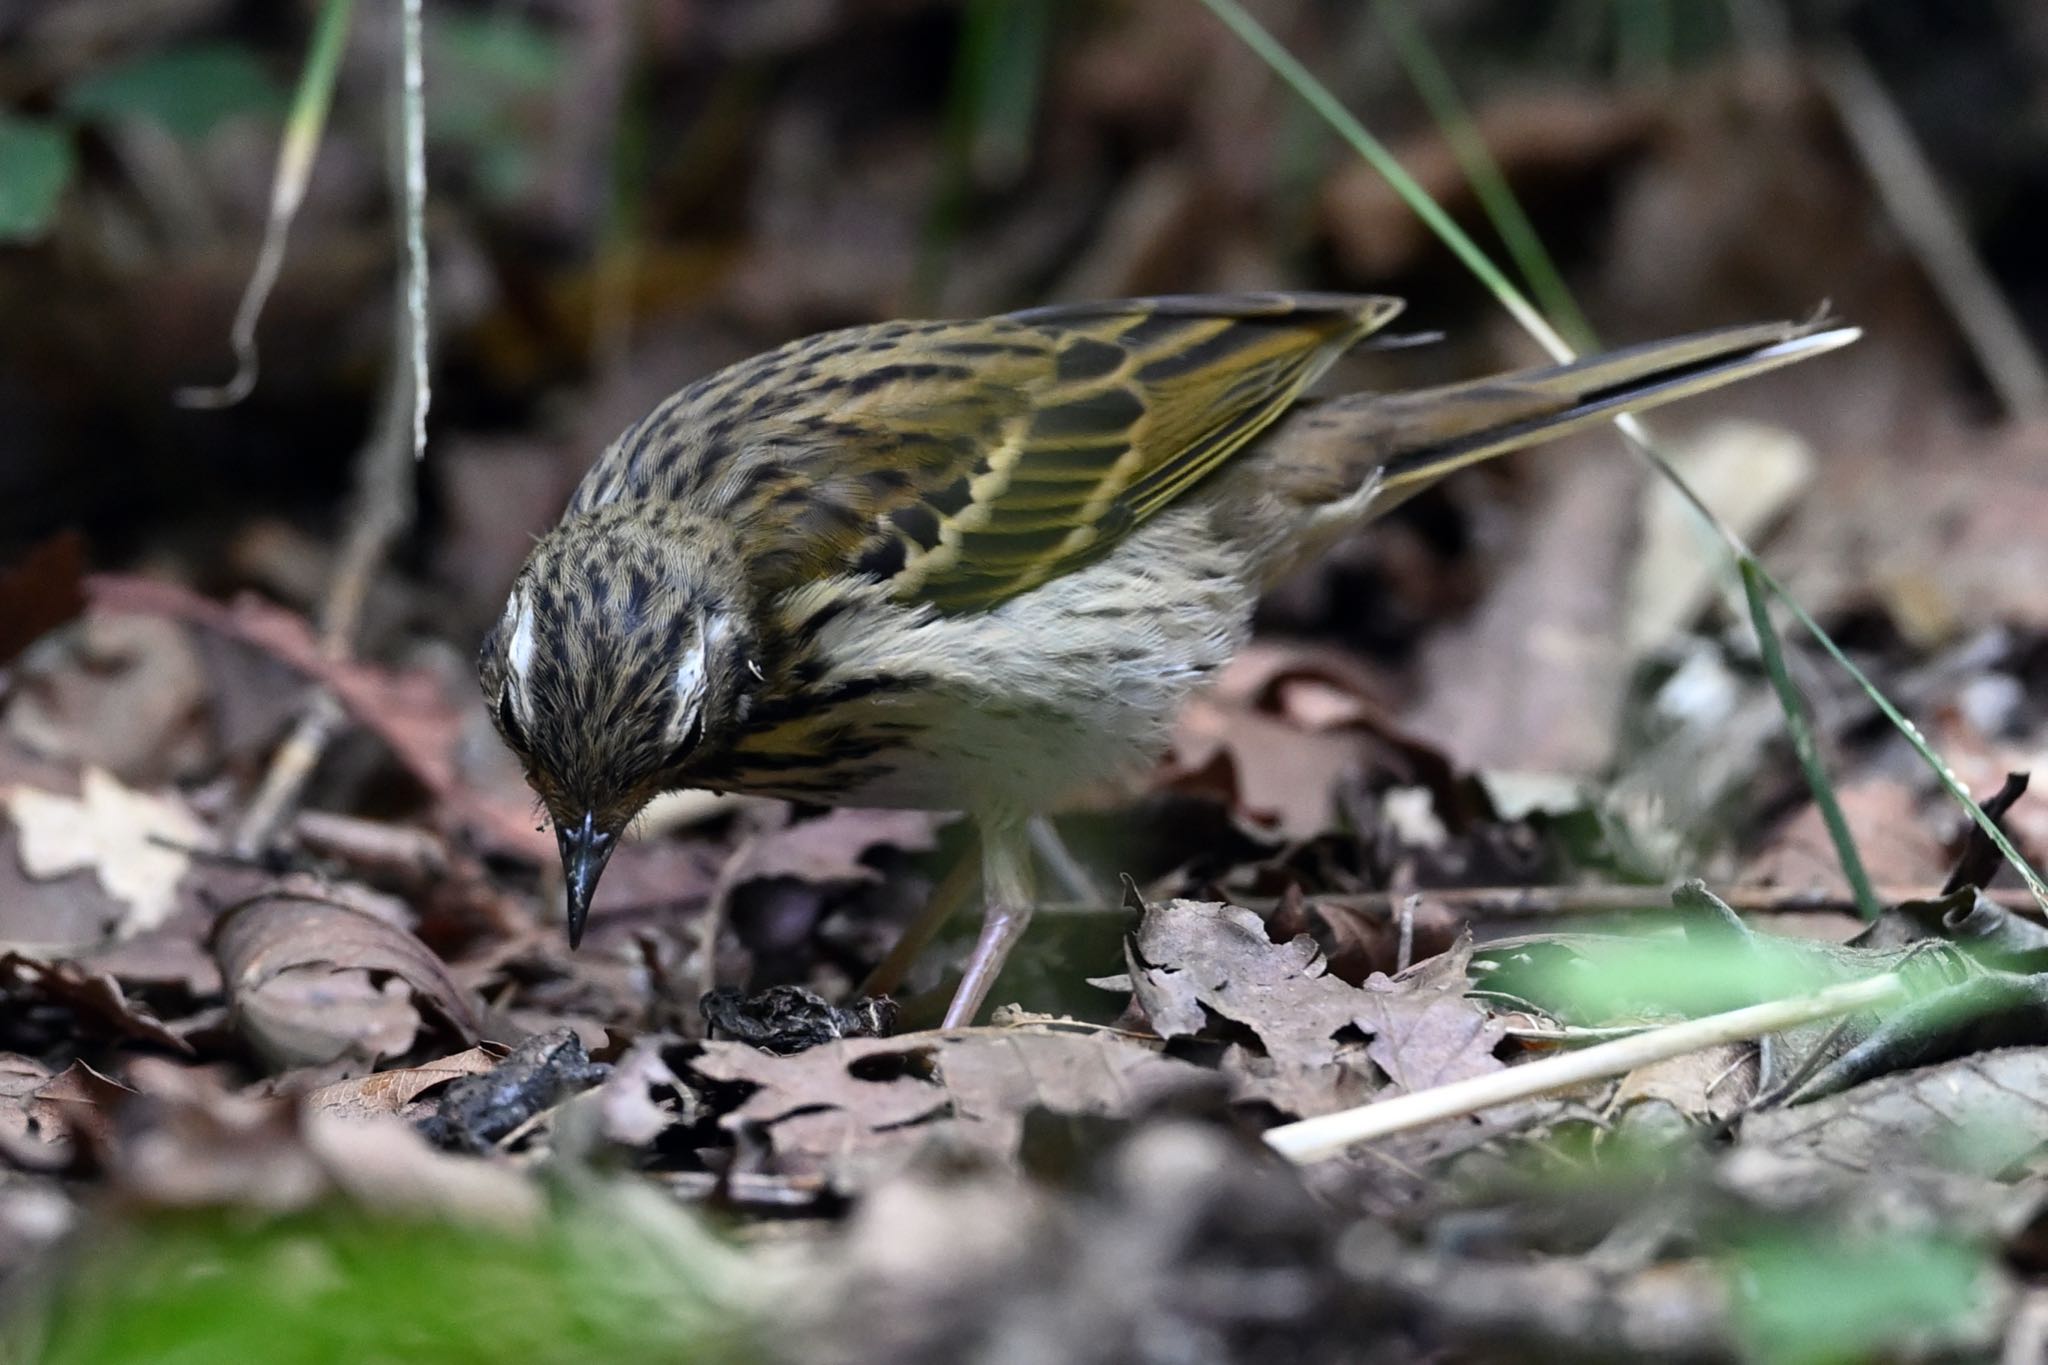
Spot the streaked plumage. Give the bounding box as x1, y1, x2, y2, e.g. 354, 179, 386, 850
479, 292, 1856, 1025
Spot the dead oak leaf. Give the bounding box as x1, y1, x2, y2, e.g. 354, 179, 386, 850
5, 767, 208, 937
1124, 900, 1368, 1068
1123, 901, 1504, 1092
1356, 937, 1507, 1093
688, 1029, 1211, 1187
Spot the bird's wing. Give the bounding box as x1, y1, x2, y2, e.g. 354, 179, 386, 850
593, 293, 1402, 614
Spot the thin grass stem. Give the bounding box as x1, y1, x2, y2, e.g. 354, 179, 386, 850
177, 0, 355, 409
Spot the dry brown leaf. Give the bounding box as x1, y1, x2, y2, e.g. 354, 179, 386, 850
689, 1029, 1211, 1187
0, 1054, 133, 1165
1743, 776, 1949, 896
5, 614, 210, 784
84, 578, 552, 863
1740, 1047, 2048, 1176
0, 952, 193, 1053
4, 766, 207, 937
599, 1041, 696, 1147
1614, 1043, 1758, 1123
303, 1046, 501, 1121
213, 892, 479, 1074
1122, 902, 1504, 1120
0, 531, 86, 668
113, 1058, 539, 1229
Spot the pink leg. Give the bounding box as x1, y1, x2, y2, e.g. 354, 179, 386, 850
941, 819, 1035, 1028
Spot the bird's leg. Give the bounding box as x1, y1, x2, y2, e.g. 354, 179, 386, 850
942, 818, 1037, 1028
859, 837, 977, 999
1027, 815, 1095, 904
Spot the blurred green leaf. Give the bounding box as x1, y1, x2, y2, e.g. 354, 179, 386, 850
25, 1193, 753, 1365
64, 45, 288, 140
1479, 931, 1913, 1025
428, 11, 567, 203
0, 116, 76, 242
1730, 1232, 1993, 1364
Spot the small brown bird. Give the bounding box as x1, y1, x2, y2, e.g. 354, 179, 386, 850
479, 293, 1853, 1025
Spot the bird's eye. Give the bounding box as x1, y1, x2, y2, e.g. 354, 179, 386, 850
497, 690, 528, 751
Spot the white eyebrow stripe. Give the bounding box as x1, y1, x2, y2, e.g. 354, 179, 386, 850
507, 594, 539, 720
673, 625, 708, 707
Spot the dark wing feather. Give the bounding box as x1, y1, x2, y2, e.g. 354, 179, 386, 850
570, 292, 1402, 613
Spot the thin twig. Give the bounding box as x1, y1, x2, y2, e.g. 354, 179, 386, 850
232, 10, 428, 855
399, 0, 431, 461
1264, 971, 1907, 1162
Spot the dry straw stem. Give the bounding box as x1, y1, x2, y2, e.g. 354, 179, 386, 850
177, 0, 355, 409
1262, 970, 1907, 1163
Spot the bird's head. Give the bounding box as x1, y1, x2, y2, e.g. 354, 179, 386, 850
478, 504, 757, 946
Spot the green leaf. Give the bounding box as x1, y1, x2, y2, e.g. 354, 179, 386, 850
0, 116, 77, 242
1730, 1232, 1992, 1364
427, 11, 567, 202
64, 44, 288, 140
432, 10, 567, 92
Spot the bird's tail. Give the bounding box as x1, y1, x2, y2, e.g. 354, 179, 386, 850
1270, 319, 1859, 517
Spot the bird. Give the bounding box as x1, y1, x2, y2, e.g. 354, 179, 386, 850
477, 292, 1855, 1027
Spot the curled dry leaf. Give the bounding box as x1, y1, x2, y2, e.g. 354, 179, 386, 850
0, 952, 193, 1053
0, 1053, 132, 1168
303, 1046, 501, 1121
4, 766, 208, 938
213, 892, 479, 1075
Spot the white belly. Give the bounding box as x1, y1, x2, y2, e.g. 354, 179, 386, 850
792, 508, 1256, 818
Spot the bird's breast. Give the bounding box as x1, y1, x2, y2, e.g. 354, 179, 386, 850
695, 509, 1259, 817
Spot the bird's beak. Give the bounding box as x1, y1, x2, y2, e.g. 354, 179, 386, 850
555, 810, 617, 949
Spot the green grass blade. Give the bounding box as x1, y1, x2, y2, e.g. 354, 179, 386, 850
177, 0, 356, 409
1192, 0, 1566, 357
1371, 0, 1600, 352
1740, 559, 1880, 919
1755, 560, 2048, 908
